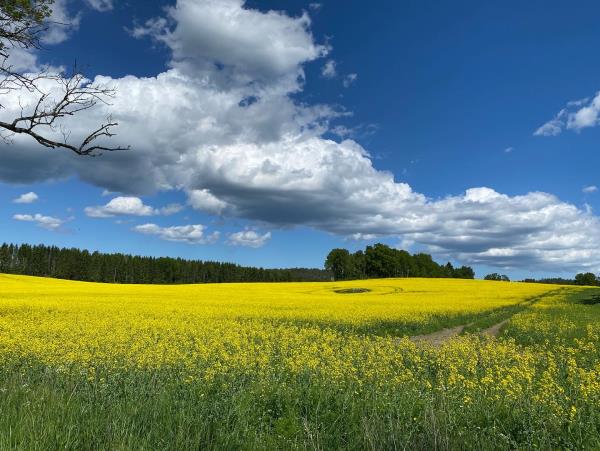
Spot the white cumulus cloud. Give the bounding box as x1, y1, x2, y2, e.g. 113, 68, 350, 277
130, 0, 328, 91
13, 192, 39, 204
187, 189, 229, 215
85, 197, 182, 217
13, 213, 65, 230
227, 229, 271, 248
134, 223, 219, 244
2, 0, 600, 273
321, 60, 336, 78
42, 0, 81, 45
535, 91, 600, 136
85, 197, 156, 218
583, 185, 598, 194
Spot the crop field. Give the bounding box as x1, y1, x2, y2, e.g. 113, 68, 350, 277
0, 274, 599, 449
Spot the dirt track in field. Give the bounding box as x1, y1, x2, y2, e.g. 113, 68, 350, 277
409, 288, 567, 347
410, 318, 508, 346
481, 318, 510, 338
410, 324, 468, 346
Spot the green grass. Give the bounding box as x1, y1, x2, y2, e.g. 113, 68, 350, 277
1, 356, 599, 450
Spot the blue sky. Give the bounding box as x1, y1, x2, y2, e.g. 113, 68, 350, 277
1, 0, 600, 279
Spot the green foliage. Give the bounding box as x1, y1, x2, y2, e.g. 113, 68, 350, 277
0, 242, 331, 283
575, 272, 599, 286
484, 273, 510, 281
324, 248, 352, 281
522, 277, 577, 285
325, 243, 475, 281
0, 0, 53, 53
1, 0, 52, 24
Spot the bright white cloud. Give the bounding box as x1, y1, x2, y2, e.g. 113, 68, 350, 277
131, 0, 328, 91
2, 0, 80, 74
42, 0, 81, 45
534, 116, 563, 136
134, 223, 219, 244
321, 60, 336, 78
85, 198, 181, 218
535, 91, 600, 136
85, 197, 156, 218
3, 0, 600, 273
400, 188, 600, 272
13, 213, 64, 230
568, 94, 600, 130
227, 229, 271, 248
4, 47, 40, 72
13, 192, 39, 204
187, 189, 229, 215
583, 185, 598, 194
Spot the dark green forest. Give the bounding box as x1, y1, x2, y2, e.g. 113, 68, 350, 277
0, 243, 330, 284
324, 243, 475, 281
4, 242, 593, 286
1, 242, 475, 285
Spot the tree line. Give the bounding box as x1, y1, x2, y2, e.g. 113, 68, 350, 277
5, 242, 595, 286
324, 243, 475, 281
522, 272, 600, 287
0, 243, 331, 284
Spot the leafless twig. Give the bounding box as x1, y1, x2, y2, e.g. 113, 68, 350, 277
0, 2, 129, 156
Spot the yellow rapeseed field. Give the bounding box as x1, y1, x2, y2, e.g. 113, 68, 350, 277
0, 273, 599, 449
0, 274, 553, 370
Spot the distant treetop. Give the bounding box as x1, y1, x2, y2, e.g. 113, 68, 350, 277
324, 243, 475, 281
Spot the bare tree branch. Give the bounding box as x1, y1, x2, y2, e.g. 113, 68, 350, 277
0, 0, 130, 156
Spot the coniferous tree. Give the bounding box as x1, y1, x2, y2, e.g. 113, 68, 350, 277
0, 242, 332, 284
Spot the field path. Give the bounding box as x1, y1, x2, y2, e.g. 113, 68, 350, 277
409, 288, 568, 346
410, 317, 509, 346
480, 318, 510, 338
410, 325, 467, 346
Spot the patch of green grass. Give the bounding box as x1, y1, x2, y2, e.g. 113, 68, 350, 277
1, 357, 599, 450
333, 288, 372, 294
578, 294, 600, 305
